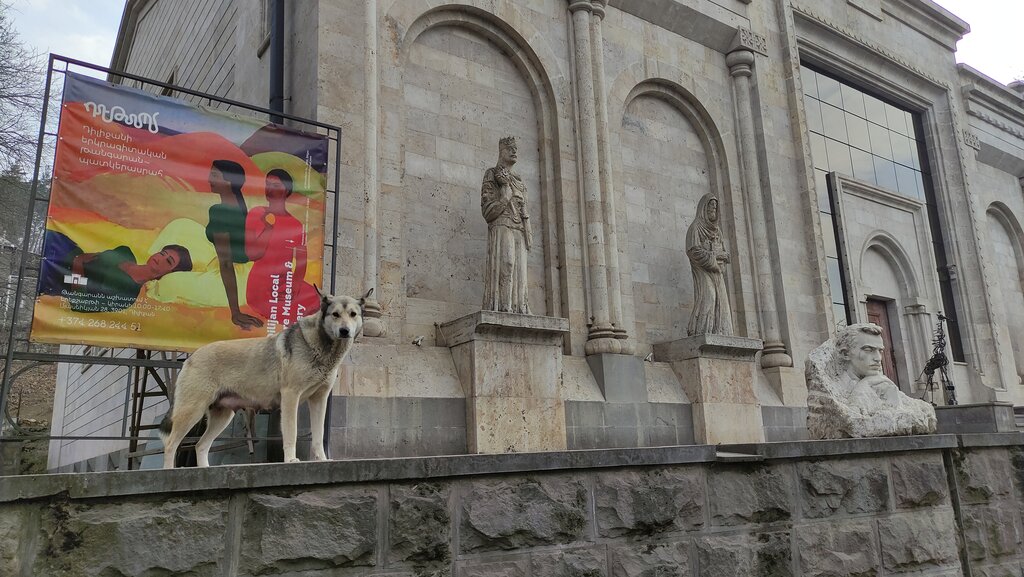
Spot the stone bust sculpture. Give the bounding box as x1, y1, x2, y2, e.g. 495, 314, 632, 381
806, 323, 937, 439
686, 193, 733, 336
481, 136, 532, 314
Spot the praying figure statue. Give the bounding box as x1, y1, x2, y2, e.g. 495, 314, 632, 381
806, 323, 937, 439
686, 193, 733, 336
481, 136, 532, 314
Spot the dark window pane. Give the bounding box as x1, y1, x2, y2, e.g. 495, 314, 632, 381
811, 133, 829, 171
886, 104, 909, 135
827, 257, 846, 305
904, 110, 916, 139
910, 138, 924, 170
891, 132, 915, 168
826, 138, 853, 177
846, 113, 871, 152
851, 147, 876, 183
915, 170, 928, 199
868, 122, 892, 159
895, 164, 920, 198
802, 66, 818, 99
804, 96, 823, 134
817, 73, 843, 107
864, 94, 887, 126
821, 103, 848, 141
820, 213, 838, 258
841, 84, 866, 117
815, 169, 831, 213
873, 156, 898, 191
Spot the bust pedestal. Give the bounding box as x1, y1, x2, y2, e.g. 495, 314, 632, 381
654, 334, 765, 444
437, 311, 570, 453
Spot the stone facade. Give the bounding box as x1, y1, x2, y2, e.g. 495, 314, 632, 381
7, 435, 1024, 575
38, 0, 1024, 468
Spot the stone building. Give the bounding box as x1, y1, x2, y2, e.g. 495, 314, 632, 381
45, 0, 1024, 469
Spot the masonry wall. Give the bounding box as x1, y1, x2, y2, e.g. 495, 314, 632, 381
4, 435, 1024, 576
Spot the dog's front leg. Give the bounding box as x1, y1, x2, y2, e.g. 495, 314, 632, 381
307, 385, 331, 461
280, 389, 301, 463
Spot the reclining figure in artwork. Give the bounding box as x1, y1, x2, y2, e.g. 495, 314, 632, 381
806, 323, 936, 439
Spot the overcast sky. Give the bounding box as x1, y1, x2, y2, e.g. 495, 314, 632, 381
6, 0, 1022, 85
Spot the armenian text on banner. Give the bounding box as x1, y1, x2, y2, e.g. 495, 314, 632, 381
31, 72, 329, 351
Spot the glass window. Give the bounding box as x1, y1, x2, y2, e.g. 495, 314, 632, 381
841, 84, 865, 118
825, 139, 853, 177
826, 257, 846, 305
804, 96, 823, 134
891, 133, 915, 168
821, 103, 848, 141
851, 148, 876, 183
864, 94, 887, 126
815, 169, 831, 213
868, 122, 892, 160
802, 67, 819, 99
873, 156, 899, 191
820, 213, 838, 258
846, 113, 871, 152
811, 133, 829, 171
817, 74, 843, 108
885, 104, 909, 136
895, 165, 921, 199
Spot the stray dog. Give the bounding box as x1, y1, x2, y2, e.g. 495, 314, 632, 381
159, 288, 371, 469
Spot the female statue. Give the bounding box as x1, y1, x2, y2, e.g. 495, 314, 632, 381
686, 193, 733, 336
481, 136, 532, 314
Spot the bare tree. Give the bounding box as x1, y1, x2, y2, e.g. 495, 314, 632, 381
0, 2, 44, 173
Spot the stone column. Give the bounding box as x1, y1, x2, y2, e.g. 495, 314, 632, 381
590, 0, 632, 353
360, 0, 385, 336
569, 0, 618, 355
726, 49, 792, 369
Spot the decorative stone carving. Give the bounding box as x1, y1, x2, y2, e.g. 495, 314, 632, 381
481, 136, 532, 314
686, 193, 734, 336
806, 323, 937, 439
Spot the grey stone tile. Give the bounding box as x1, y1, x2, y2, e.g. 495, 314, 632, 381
604, 403, 639, 428
643, 426, 678, 447
572, 427, 607, 450
330, 396, 347, 428
606, 426, 640, 448
565, 401, 605, 429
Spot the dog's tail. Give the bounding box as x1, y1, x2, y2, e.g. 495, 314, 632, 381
158, 412, 173, 444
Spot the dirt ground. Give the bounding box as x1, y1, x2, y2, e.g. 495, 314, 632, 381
4, 360, 57, 425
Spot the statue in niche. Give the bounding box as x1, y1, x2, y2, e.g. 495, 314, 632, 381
686, 193, 733, 336
806, 323, 937, 439
481, 136, 532, 314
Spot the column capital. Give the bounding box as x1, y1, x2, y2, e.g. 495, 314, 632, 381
591, 0, 606, 19
568, 0, 592, 14
726, 49, 755, 78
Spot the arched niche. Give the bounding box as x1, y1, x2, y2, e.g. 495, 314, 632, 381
385, 6, 565, 342
616, 80, 736, 352
986, 202, 1024, 385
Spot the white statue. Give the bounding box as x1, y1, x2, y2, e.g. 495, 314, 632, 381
686, 193, 733, 335
806, 323, 937, 439
481, 136, 532, 314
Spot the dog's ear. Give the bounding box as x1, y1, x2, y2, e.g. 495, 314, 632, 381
315, 284, 327, 302
360, 288, 374, 307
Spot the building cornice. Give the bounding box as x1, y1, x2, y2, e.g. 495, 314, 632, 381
108, 0, 152, 82
959, 64, 1024, 140
882, 0, 969, 51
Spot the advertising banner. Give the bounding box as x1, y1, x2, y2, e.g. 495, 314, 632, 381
31, 72, 329, 351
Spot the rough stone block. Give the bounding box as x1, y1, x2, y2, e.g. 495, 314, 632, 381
973, 563, 1024, 577
891, 452, 949, 508
240, 488, 377, 574
458, 556, 529, 577
962, 503, 1024, 561
531, 547, 607, 577
955, 449, 1014, 504
696, 531, 792, 577
877, 510, 958, 572
610, 541, 690, 577
709, 465, 794, 526
389, 482, 452, 566
35, 498, 227, 576
460, 475, 588, 553
0, 505, 25, 576
797, 457, 890, 518
795, 520, 879, 577
595, 468, 704, 537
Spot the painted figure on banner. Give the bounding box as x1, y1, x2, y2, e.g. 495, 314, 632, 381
37, 231, 193, 313
481, 136, 532, 314
686, 193, 733, 336
245, 169, 320, 334
206, 159, 263, 331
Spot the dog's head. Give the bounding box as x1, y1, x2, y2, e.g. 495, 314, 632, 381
315, 287, 372, 341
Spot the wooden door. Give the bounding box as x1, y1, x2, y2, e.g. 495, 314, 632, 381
866, 299, 900, 387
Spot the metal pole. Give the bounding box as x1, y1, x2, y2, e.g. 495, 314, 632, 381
0, 55, 58, 438
269, 0, 285, 124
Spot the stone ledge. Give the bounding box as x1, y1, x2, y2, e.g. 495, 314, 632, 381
436, 311, 569, 347
957, 432, 1024, 448
721, 434, 959, 460
652, 334, 763, 362
0, 445, 716, 503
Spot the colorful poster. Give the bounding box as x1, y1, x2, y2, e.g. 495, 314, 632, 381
31, 72, 329, 351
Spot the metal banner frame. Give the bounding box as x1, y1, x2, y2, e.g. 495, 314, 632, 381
0, 55, 343, 467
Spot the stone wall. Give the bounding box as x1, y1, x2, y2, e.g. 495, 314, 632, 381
4, 434, 1024, 576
